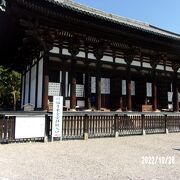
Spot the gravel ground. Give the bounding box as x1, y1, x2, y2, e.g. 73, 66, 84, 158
0, 133, 180, 180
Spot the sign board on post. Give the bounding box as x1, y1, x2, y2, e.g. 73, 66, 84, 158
52, 96, 63, 141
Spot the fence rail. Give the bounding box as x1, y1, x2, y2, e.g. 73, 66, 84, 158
0, 112, 180, 143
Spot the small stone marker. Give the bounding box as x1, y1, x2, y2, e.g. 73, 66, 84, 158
23, 103, 34, 111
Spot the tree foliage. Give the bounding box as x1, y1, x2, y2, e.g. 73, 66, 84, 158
0, 66, 21, 110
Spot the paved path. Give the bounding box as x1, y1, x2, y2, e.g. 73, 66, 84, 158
0, 133, 180, 180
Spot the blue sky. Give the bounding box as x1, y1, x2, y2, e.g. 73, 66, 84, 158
74, 0, 180, 34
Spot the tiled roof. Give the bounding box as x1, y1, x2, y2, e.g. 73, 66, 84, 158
51, 0, 180, 39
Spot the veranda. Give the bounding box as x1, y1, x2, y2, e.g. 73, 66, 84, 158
1, 1, 180, 143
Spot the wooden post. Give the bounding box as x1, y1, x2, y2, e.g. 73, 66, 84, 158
172, 63, 179, 112
84, 114, 89, 140
68, 38, 79, 110
141, 114, 146, 135
19, 73, 23, 109
42, 50, 49, 111
152, 79, 157, 111
114, 114, 119, 137
28, 67, 31, 104
150, 60, 158, 111
93, 45, 104, 111
2, 115, 6, 142
70, 58, 77, 110
96, 62, 101, 110
23, 72, 26, 107
173, 79, 179, 112
35, 61, 39, 109
124, 48, 137, 111
61, 70, 66, 106
126, 66, 132, 111
164, 114, 168, 134
44, 114, 49, 143
85, 73, 91, 109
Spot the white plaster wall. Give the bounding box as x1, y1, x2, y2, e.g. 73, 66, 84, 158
25, 71, 30, 105
131, 61, 141, 66
101, 55, 113, 62
60, 71, 62, 83
115, 57, 126, 64
166, 66, 173, 72
30, 64, 36, 106
65, 100, 70, 108
91, 77, 96, 93
143, 62, 151, 68
77, 51, 85, 58
122, 80, 135, 95
77, 100, 85, 107
62, 48, 71, 55
122, 80, 126, 95
21, 75, 25, 108
156, 65, 164, 70
65, 72, 68, 97
146, 82, 152, 97
88, 53, 96, 60
37, 58, 43, 108
50, 47, 59, 54
101, 78, 110, 94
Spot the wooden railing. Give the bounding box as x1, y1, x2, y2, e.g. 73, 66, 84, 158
58, 113, 180, 139
0, 115, 16, 143
0, 112, 180, 143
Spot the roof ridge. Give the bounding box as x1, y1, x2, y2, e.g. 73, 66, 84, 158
56, 0, 150, 27
52, 0, 180, 39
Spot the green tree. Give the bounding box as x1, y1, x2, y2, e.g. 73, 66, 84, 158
0, 66, 21, 110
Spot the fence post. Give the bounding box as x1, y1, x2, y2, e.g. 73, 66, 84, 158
44, 114, 49, 143
0, 114, 5, 143
2, 115, 8, 144
114, 114, 119, 138
4, 115, 7, 142
141, 114, 146, 135
84, 114, 89, 140
164, 114, 168, 134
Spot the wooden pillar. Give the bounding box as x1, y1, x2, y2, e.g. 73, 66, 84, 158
42, 50, 49, 111
20, 73, 24, 109
124, 47, 140, 111
172, 63, 179, 112
150, 59, 159, 111
23, 72, 26, 107
28, 67, 31, 104
93, 44, 104, 110
124, 53, 134, 111
35, 61, 39, 109
96, 62, 101, 110
150, 56, 159, 111
68, 38, 79, 110
85, 73, 91, 109
152, 68, 157, 111
61, 70, 66, 106
126, 66, 132, 111
152, 79, 157, 111
70, 58, 76, 109
173, 74, 179, 112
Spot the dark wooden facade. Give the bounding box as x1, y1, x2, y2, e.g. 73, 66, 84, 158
1, 0, 180, 112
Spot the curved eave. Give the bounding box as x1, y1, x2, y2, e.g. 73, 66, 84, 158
45, 0, 180, 40
12, 0, 180, 41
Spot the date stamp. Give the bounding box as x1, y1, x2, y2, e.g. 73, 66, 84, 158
141, 156, 175, 165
